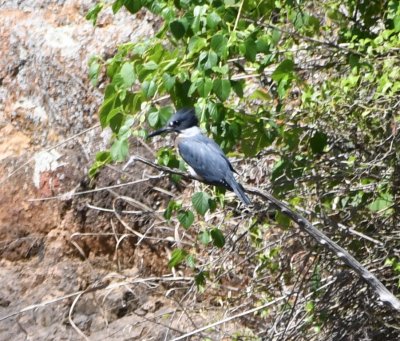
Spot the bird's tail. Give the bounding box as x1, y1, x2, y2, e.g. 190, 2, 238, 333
226, 176, 251, 206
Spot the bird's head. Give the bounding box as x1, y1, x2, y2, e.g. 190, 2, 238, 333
147, 108, 198, 138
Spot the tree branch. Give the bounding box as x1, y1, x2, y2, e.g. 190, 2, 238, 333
244, 187, 400, 312
132, 155, 400, 312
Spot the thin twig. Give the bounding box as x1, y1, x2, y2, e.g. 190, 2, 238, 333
28, 177, 161, 202
0, 276, 192, 322
69, 291, 90, 341
0, 124, 100, 186
176, 276, 337, 340
172, 295, 287, 341
252, 20, 365, 57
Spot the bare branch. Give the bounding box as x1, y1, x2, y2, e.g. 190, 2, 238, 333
133, 155, 400, 312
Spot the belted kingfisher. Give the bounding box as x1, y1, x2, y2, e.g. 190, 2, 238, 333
148, 108, 251, 205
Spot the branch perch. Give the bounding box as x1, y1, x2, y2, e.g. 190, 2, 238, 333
132, 155, 400, 312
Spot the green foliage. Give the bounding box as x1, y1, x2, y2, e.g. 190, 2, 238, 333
368, 192, 393, 213
199, 229, 212, 245
87, 0, 295, 166
88, 0, 400, 336
86, 2, 103, 24
385, 258, 400, 287
156, 147, 184, 182
110, 138, 129, 162
168, 248, 187, 268
195, 271, 208, 291
88, 56, 101, 86
89, 151, 111, 177
210, 228, 225, 248
163, 199, 181, 220
191, 191, 215, 216
177, 209, 195, 229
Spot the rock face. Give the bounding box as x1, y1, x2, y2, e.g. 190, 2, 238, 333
0, 1, 187, 339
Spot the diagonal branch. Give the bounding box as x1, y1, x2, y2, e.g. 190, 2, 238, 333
245, 187, 400, 312
132, 155, 400, 312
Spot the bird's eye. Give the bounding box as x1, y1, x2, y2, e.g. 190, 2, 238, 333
169, 120, 180, 127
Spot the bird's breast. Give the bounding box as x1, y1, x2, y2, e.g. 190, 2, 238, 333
175, 135, 204, 181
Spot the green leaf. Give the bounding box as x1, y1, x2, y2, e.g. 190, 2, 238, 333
142, 80, 157, 98
271, 159, 287, 181
158, 106, 173, 126
95, 151, 111, 162
307, 15, 320, 34
131, 92, 144, 112
191, 4, 207, 33
170, 20, 186, 39
88, 162, 102, 178
185, 254, 196, 268
89, 58, 100, 86
120, 62, 135, 88
162, 73, 176, 91
168, 248, 188, 268
245, 38, 257, 62
143, 61, 159, 70
250, 89, 271, 101
164, 199, 180, 220
199, 230, 211, 244
98, 86, 117, 128
124, 0, 143, 14
213, 79, 231, 101
106, 107, 123, 124
112, 0, 124, 13
231, 80, 244, 98
271, 59, 294, 82
195, 271, 208, 290
275, 211, 291, 229
109, 111, 124, 133
106, 60, 120, 79
178, 210, 195, 229
118, 116, 134, 139
192, 191, 211, 216
210, 228, 225, 248
207, 12, 221, 29
309, 131, 328, 154
197, 78, 213, 97
147, 110, 159, 127
271, 29, 281, 46
211, 34, 228, 58
394, 15, 400, 32
277, 76, 289, 98
204, 51, 218, 70
256, 35, 270, 53
188, 37, 207, 55
110, 138, 129, 162
368, 193, 393, 212
86, 3, 103, 25
212, 64, 229, 75
188, 80, 199, 97
172, 79, 193, 108
241, 120, 276, 156
224, 0, 236, 6
305, 301, 315, 313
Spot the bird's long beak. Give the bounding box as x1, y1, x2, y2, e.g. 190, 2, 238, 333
147, 126, 173, 138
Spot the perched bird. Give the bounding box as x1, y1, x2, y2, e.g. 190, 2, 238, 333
148, 108, 251, 205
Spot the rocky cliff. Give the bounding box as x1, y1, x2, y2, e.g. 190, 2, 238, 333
0, 1, 192, 339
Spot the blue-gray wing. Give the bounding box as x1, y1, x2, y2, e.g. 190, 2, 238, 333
177, 134, 235, 187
